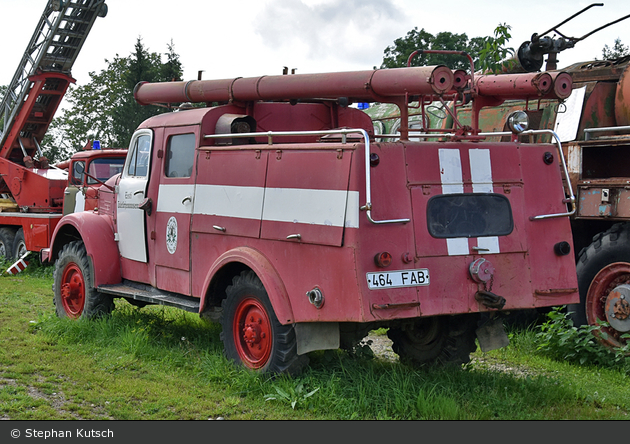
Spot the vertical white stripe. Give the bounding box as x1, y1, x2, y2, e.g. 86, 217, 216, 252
469, 149, 500, 254
439, 149, 469, 255
439, 149, 464, 194
469, 150, 493, 193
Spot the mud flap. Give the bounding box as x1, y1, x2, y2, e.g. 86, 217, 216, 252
475, 316, 510, 352
295, 322, 340, 355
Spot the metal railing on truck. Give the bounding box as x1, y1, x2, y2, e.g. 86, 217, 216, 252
349, 128, 576, 222
203, 128, 410, 225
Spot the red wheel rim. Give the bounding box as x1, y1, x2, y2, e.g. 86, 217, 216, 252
585, 262, 630, 349
233, 297, 272, 369
60, 263, 85, 319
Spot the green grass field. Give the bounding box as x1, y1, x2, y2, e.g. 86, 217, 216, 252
1, 264, 629, 420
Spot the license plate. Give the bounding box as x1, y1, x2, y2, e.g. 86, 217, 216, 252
366, 269, 430, 290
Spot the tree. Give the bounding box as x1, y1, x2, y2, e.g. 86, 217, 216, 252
477, 23, 515, 74
380, 24, 514, 73
602, 38, 630, 60
45, 37, 183, 160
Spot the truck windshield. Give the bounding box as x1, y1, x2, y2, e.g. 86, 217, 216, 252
86, 158, 126, 185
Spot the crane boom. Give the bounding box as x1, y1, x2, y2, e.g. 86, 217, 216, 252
0, 0, 107, 161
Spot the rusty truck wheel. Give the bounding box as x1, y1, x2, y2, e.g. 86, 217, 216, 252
584, 263, 630, 349
53, 241, 114, 320
575, 223, 630, 349
220, 270, 308, 375
388, 314, 477, 367
0, 227, 16, 260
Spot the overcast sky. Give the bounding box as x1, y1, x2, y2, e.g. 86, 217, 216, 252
2, 0, 629, 91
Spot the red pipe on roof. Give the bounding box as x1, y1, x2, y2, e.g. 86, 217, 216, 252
134, 66, 455, 106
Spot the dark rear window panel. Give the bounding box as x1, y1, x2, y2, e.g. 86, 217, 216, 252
427, 193, 514, 238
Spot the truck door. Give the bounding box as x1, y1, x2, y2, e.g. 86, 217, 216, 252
117, 129, 153, 263
153, 128, 197, 295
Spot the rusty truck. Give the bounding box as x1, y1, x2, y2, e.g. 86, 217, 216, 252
365, 3, 630, 349
42, 48, 580, 374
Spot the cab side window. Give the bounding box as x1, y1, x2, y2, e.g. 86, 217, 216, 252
127, 134, 151, 177
165, 133, 196, 178
71, 161, 85, 185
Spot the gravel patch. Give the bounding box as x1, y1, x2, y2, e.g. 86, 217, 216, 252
365, 333, 398, 362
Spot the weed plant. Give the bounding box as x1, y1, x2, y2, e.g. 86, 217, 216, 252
535, 306, 630, 373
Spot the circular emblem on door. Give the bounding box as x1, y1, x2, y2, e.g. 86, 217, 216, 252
166, 216, 178, 254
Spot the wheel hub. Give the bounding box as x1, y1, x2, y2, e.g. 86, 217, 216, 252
60, 263, 85, 318
233, 298, 272, 368
605, 284, 630, 332
243, 317, 266, 348
407, 318, 440, 346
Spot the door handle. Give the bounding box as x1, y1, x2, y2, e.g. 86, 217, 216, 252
134, 190, 144, 196
182, 196, 192, 204
139, 198, 153, 216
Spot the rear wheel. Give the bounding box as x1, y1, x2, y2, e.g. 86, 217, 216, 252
0, 227, 16, 260
220, 270, 307, 375
12, 228, 27, 259
387, 314, 478, 367
575, 223, 630, 348
53, 241, 114, 319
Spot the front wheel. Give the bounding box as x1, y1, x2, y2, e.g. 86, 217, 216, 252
220, 270, 307, 375
53, 240, 114, 319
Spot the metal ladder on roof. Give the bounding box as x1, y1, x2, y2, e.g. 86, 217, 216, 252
0, 0, 108, 156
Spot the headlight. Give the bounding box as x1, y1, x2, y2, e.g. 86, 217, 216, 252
507, 110, 529, 133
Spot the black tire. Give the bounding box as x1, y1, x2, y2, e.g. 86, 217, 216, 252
572, 222, 630, 347
572, 222, 630, 327
387, 314, 478, 367
53, 240, 114, 319
12, 228, 27, 259
220, 270, 308, 375
0, 227, 17, 261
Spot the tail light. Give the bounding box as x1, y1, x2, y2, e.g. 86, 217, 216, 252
374, 252, 392, 268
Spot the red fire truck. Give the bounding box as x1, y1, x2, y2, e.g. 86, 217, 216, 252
366, 5, 630, 350
44, 60, 580, 374
0, 1, 126, 264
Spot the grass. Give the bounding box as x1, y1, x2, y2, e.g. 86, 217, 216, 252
1, 261, 629, 420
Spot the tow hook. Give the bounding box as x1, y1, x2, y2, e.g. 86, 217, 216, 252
475, 290, 507, 309
469, 258, 506, 309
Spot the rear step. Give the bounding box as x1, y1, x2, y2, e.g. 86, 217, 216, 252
98, 281, 200, 313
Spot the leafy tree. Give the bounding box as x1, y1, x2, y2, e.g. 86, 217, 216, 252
45, 37, 183, 160
477, 23, 515, 74
602, 38, 630, 60
380, 24, 514, 73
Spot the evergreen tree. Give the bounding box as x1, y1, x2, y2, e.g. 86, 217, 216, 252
602, 38, 630, 60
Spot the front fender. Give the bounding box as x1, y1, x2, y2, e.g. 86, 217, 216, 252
49, 212, 121, 287
201, 247, 295, 325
